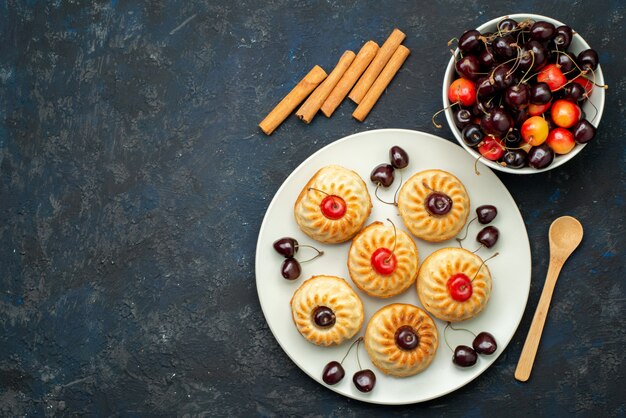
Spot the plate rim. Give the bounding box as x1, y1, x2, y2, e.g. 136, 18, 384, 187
255, 128, 532, 405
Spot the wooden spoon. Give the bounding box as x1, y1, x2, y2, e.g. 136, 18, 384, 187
514, 216, 583, 382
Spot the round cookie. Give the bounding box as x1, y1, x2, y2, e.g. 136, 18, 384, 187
417, 247, 492, 322
348, 221, 419, 298
397, 169, 470, 242
290, 275, 364, 346
364, 303, 438, 377
294, 165, 372, 244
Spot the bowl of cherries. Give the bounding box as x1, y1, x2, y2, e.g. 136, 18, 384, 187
441, 13, 606, 173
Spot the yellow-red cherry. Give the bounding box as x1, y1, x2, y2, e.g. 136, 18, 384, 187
447, 273, 473, 301
320, 195, 346, 220
551, 99, 581, 128
527, 101, 551, 117
546, 127, 576, 154
371, 248, 397, 275
521, 116, 549, 146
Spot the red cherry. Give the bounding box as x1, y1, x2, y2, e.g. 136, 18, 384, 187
551, 99, 581, 128
448, 78, 477, 107
320, 195, 346, 220
527, 101, 552, 117
371, 248, 397, 275
546, 127, 576, 154
478, 136, 505, 161
447, 273, 473, 302
537, 64, 567, 91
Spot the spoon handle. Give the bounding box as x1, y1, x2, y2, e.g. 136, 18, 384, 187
514, 259, 564, 382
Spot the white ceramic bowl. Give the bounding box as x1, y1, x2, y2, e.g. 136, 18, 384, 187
442, 13, 605, 174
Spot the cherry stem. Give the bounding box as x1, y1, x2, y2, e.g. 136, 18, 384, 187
443, 322, 453, 351
471, 243, 484, 253
471, 252, 500, 282
299, 247, 324, 263
355, 336, 363, 370
421, 181, 435, 193
385, 218, 398, 262
473, 154, 482, 176
340, 336, 363, 365
432, 101, 459, 129
307, 187, 329, 197
374, 184, 398, 206
456, 216, 477, 248
519, 50, 536, 85
393, 170, 403, 205
448, 322, 477, 337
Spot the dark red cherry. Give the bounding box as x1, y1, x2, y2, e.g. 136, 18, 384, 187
491, 64, 514, 90
554, 25, 573, 49
273, 237, 298, 257
530, 82, 552, 105
353, 369, 376, 392
281, 258, 301, 280
426, 192, 453, 216
389, 146, 409, 169
478, 48, 498, 70
528, 143, 555, 169
498, 18, 518, 33
503, 128, 522, 147
561, 83, 586, 103
395, 325, 419, 351
322, 361, 345, 385
476, 77, 497, 99
476, 205, 497, 224
462, 124, 484, 147
371, 248, 397, 275
453, 108, 473, 129
458, 29, 482, 53
477, 226, 499, 248
577, 49, 599, 71
504, 84, 530, 110
502, 149, 528, 169
571, 119, 596, 144
453, 345, 478, 367
492, 35, 516, 60
518, 41, 548, 73
530, 21, 556, 42
555, 52, 575, 73
456, 55, 481, 80
473, 332, 497, 355
370, 163, 395, 187
447, 273, 473, 302
320, 195, 346, 220
480, 108, 512, 137
313, 306, 336, 328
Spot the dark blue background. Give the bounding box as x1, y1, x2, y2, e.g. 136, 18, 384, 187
1, 0, 624, 416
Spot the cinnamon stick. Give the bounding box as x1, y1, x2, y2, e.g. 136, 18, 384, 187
348, 28, 406, 104
259, 65, 327, 135
352, 45, 410, 122
320, 41, 379, 117
295, 50, 356, 124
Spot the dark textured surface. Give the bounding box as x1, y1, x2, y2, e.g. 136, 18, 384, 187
1, 0, 625, 416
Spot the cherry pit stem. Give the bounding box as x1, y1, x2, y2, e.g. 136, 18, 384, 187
340, 336, 363, 365
456, 217, 477, 248
470, 252, 500, 282
385, 218, 398, 263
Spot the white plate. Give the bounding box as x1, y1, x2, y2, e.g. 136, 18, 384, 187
255, 129, 531, 404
